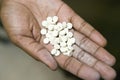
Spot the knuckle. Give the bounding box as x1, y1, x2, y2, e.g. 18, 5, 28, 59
64, 57, 73, 69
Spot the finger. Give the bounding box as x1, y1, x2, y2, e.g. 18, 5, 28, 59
94, 47, 116, 66
94, 61, 116, 80
15, 36, 57, 70
44, 44, 100, 80
74, 30, 116, 66
72, 45, 116, 80
55, 55, 100, 80
57, 8, 114, 66
72, 45, 97, 67
71, 15, 107, 47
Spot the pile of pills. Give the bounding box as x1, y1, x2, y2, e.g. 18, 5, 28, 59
40, 16, 75, 56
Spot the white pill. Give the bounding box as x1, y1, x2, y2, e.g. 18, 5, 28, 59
51, 49, 57, 55
54, 44, 60, 49
67, 23, 73, 29
59, 36, 68, 42
43, 38, 49, 44
60, 47, 67, 53
67, 45, 73, 50
42, 20, 48, 27
67, 38, 75, 45
57, 23, 63, 31
64, 36, 68, 42
60, 42, 67, 47
67, 32, 73, 38
57, 23, 62, 27
62, 22, 67, 28
48, 25, 54, 31
49, 35, 55, 41
47, 30, 53, 34
58, 25, 63, 31
53, 16, 58, 23
50, 40, 56, 45
55, 50, 60, 56
64, 28, 69, 33
49, 37, 56, 44
63, 51, 71, 56
46, 33, 51, 38
59, 30, 66, 35
46, 30, 53, 37
53, 25, 58, 30
52, 31, 58, 37
51, 38, 59, 45
54, 38, 60, 43
67, 40, 73, 46
70, 38, 76, 44
47, 17, 53, 23
40, 28, 47, 35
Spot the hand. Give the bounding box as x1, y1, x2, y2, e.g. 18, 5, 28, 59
0, 0, 116, 80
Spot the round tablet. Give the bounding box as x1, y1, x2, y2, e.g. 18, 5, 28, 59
40, 28, 47, 35
43, 38, 50, 44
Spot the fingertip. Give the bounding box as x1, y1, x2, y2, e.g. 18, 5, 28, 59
110, 55, 116, 66
43, 55, 58, 71
95, 47, 116, 66
106, 69, 116, 80
37, 49, 58, 71
106, 53, 116, 66
90, 30, 107, 47
48, 61, 58, 71
94, 61, 116, 80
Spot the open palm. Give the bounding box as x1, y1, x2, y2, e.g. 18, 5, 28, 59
0, 0, 116, 80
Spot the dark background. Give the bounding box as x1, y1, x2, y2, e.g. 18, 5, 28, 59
0, 0, 120, 80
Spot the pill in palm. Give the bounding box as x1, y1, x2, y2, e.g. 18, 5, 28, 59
51, 49, 57, 55
52, 31, 58, 37
60, 47, 67, 53
40, 28, 47, 35
43, 38, 50, 44
54, 44, 60, 49
60, 42, 67, 47
70, 37, 76, 44
47, 17, 52, 23
63, 51, 71, 56
64, 28, 69, 33
40, 16, 76, 56
67, 32, 73, 38
62, 22, 67, 28
59, 30, 66, 35
42, 20, 48, 27
53, 16, 58, 23
48, 25, 54, 31
54, 38, 60, 43
67, 22, 73, 29
54, 50, 60, 56
57, 23, 63, 31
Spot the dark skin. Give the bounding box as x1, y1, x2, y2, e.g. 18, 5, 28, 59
0, 0, 116, 79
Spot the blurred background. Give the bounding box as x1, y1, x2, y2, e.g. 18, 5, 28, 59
0, 0, 120, 80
